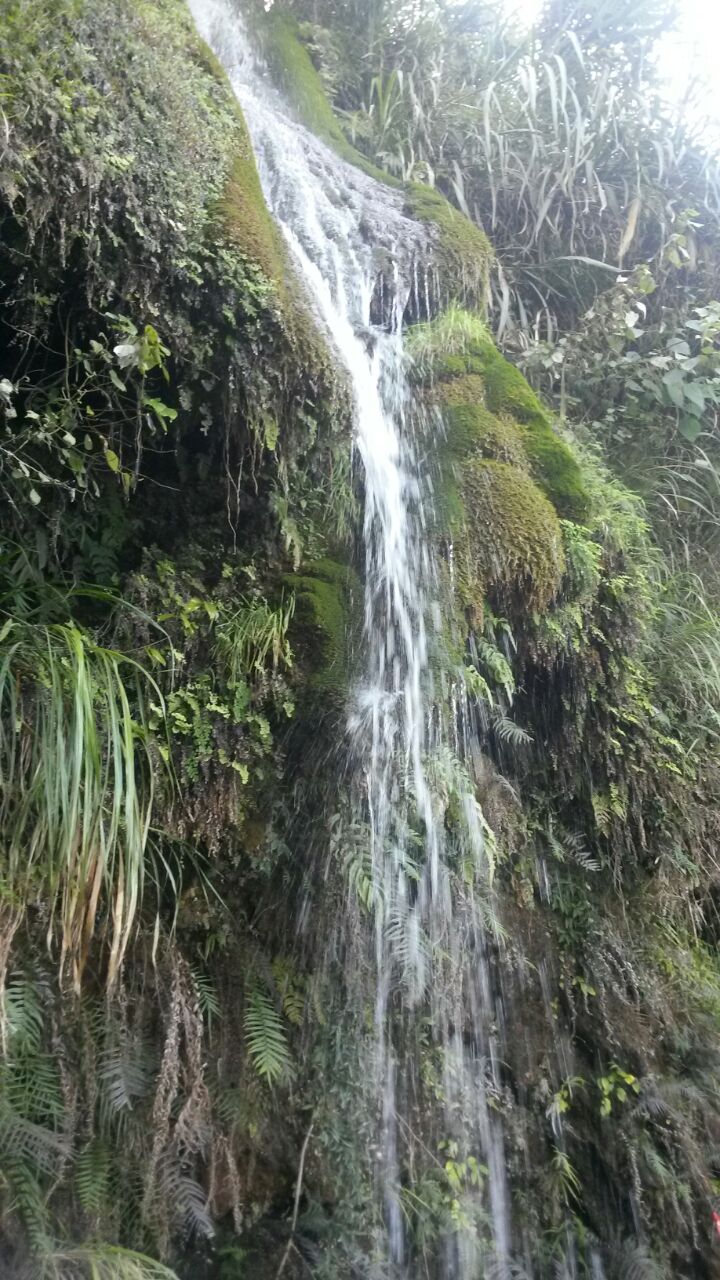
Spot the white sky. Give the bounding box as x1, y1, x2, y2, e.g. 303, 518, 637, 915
504, 0, 720, 130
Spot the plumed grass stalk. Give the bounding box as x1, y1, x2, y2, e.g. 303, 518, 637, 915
0, 618, 166, 991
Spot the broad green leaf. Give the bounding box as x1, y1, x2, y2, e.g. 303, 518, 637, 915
678, 414, 702, 442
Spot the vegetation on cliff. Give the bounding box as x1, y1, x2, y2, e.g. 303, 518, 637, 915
2, 0, 720, 1278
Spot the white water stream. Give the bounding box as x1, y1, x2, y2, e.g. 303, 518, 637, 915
187, 2, 511, 1271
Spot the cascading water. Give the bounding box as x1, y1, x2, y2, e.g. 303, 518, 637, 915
189, 1, 511, 1271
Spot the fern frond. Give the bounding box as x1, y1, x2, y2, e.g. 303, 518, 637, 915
243, 987, 292, 1086
4, 973, 45, 1053
491, 714, 532, 747
98, 1037, 152, 1116
271, 959, 305, 1027
614, 1240, 669, 1280
76, 1138, 111, 1216
157, 1156, 214, 1241
3, 1152, 52, 1255
0, 1100, 70, 1174
190, 968, 220, 1031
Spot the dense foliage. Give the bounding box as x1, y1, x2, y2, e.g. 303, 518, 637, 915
2, 0, 720, 1278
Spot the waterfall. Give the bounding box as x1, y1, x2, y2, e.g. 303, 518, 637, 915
188, 1, 511, 1271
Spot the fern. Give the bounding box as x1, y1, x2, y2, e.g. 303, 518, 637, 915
344, 847, 382, 914
243, 987, 292, 1086
4, 973, 45, 1053
271, 959, 305, 1027
190, 968, 221, 1032
75, 1138, 111, 1217
547, 824, 600, 873
613, 1240, 669, 1280
157, 1156, 214, 1241
491, 714, 532, 748
472, 637, 515, 697
99, 1036, 152, 1116
0, 1101, 70, 1174
549, 1145, 581, 1207
2, 1051, 64, 1124
3, 1152, 52, 1255
385, 907, 431, 999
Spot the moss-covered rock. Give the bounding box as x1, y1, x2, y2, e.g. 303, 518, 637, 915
467, 338, 588, 521
218, 138, 333, 364
284, 558, 361, 694
404, 182, 493, 305
454, 459, 566, 614
412, 311, 572, 614
412, 309, 589, 521
219, 144, 287, 289
434, 380, 528, 468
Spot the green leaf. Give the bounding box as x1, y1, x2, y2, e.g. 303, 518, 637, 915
662, 367, 685, 408
682, 383, 707, 412
143, 396, 178, 426
105, 449, 120, 474
678, 414, 702, 442
263, 417, 279, 451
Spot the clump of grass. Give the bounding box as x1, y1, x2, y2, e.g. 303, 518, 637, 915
0, 618, 166, 990
214, 594, 295, 681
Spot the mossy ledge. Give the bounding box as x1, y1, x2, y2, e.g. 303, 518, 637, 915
218, 138, 287, 291
452, 459, 566, 615
404, 183, 493, 305
257, 11, 492, 304
411, 309, 590, 522
258, 10, 400, 186
284, 558, 361, 695
200, 25, 335, 363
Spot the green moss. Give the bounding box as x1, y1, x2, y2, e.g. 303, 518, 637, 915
472, 339, 547, 424
435, 381, 528, 468
259, 11, 400, 186
434, 373, 486, 409
216, 99, 338, 366
284, 558, 360, 694
188, 32, 229, 85
412, 310, 589, 521
455, 459, 566, 614
455, 339, 588, 521
219, 146, 287, 290
404, 184, 493, 303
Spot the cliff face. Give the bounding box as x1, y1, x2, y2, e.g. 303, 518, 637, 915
1, 4, 720, 1279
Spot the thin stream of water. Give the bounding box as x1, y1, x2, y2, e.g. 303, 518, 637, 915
188, 2, 512, 1269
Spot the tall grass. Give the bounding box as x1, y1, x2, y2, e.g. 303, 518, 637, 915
214, 593, 294, 681
653, 571, 720, 742
39, 1245, 178, 1279
0, 618, 165, 989
332, 0, 720, 338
